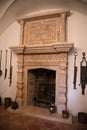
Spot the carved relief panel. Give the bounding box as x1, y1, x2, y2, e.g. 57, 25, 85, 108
18, 10, 70, 45
24, 18, 60, 45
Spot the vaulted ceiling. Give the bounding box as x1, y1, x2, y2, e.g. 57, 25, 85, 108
0, 0, 87, 35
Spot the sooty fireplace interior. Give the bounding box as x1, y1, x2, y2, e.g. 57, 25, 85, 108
28, 68, 55, 108
10, 9, 74, 114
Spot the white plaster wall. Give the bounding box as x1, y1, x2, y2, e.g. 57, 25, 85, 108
0, 21, 20, 102
67, 11, 87, 115
0, 10, 87, 115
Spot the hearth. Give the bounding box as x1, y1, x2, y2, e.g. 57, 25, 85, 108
10, 9, 74, 114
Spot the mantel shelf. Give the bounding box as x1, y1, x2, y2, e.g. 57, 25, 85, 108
10, 42, 74, 54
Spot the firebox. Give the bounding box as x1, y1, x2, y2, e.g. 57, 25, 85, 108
28, 68, 56, 108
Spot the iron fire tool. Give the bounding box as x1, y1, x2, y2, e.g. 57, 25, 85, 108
11, 96, 18, 110
0, 50, 2, 76
9, 51, 13, 86
4, 50, 8, 79
80, 52, 87, 95
73, 51, 78, 89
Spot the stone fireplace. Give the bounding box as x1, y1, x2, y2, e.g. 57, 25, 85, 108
10, 9, 74, 114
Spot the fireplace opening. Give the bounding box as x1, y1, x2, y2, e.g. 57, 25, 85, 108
28, 68, 56, 108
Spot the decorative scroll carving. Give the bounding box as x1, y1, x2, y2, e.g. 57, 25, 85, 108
24, 54, 67, 63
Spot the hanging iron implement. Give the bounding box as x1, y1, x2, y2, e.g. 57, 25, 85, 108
73, 51, 78, 89
4, 50, 8, 79
80, 52, 87, 95
0, 50, 2, 76
9, 51, 13, 86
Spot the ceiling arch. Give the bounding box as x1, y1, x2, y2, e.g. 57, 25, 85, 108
0, 0, 87, 36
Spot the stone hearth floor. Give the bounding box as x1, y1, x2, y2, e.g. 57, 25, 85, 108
0, 106, 87, 130
8, 105, 72, 124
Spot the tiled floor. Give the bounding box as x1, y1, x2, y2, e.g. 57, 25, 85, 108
0, 106, 87, 130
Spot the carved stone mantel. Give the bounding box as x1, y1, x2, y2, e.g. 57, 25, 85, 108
10, 9, 74, 114
10, 42, 73, 54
